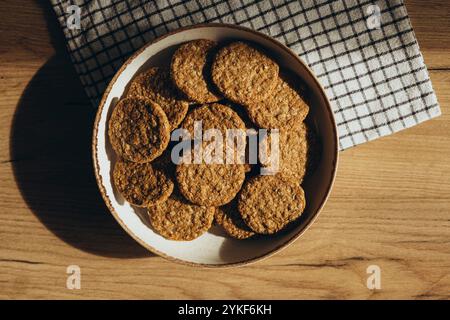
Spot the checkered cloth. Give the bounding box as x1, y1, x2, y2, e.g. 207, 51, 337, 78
50, 0, 440, 150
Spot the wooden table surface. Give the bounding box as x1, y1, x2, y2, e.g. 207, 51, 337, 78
0, 0, 449, 300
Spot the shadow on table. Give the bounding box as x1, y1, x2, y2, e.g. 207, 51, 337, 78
9, 2, 150, 259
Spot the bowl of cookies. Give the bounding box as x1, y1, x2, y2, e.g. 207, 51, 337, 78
93, 23, 338, 267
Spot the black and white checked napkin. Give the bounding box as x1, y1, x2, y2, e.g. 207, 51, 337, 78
50, 0, 440, 150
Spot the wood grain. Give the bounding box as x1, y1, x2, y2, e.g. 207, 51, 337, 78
0, 0, 449, 299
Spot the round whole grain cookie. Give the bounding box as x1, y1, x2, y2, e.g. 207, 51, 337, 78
175, 144, 246, 206
180, 103, 246, 137
148, 192, 215, 241
171, 39, 221, 103
211, 41, 279, 105
260, 123, 309, 183
215, 201, 255, 240
113, 159, 174, 207
181, 103, 247, 164
238, 175, 306, 234
127, 67, 189, 130
108, 97, 170, 163
245, 74, 309, 129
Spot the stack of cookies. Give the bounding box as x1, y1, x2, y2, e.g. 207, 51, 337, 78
108, 39, 319, 241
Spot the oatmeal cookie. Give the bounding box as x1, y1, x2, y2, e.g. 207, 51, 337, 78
181, 103, 247, 164
245, 73, 309, 129
260, 123, 309, 182
127, 67, 189, 130
215, 201, 255, 239
211, 42, 279, 105
180, 103, 246, 138
113, 159, 173, 207
238, 175, 306, 234
148, 192, 214, 241
176, 144, 246, 206
171, 39, 221, 103
108, 97, 170, 163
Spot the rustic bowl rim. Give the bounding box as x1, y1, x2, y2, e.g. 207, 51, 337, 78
92, 23, 339, 268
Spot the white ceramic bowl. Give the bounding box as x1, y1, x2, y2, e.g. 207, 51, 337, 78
93, 23, 338, 267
